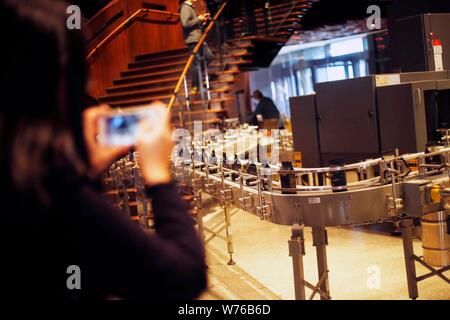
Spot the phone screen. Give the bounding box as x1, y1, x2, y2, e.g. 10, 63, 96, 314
106, 114, 140, 146
99, 108, 151, 146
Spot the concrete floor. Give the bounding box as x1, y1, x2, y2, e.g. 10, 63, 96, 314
198, 206, 450, 300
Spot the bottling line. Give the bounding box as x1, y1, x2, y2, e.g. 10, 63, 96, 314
104, 126, 450, 300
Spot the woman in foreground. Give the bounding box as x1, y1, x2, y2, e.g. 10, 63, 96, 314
0, 0, 206, 300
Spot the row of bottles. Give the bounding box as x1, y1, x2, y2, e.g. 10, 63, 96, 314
186, 143, 299, 193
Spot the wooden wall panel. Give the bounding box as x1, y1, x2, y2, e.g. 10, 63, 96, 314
85, 0, 123, 46
86, 0, 185, 98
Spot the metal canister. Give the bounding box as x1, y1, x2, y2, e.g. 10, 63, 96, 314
420, 209, 449, 267
442, 187, 450, 235
442, 187, 450, 216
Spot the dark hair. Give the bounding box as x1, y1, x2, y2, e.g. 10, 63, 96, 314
0, 0, 87, 206
252, 90, 264, 99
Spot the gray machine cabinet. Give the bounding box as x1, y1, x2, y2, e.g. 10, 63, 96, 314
396, 13, 450, 72
289, 95, 321, 167
435, 79, 450, 137
289, 71, 450, 167
376, 81, 437, 154
314, 76, 379, 165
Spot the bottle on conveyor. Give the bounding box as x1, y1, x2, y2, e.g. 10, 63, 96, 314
261, 162, 272, 191
193, 147, 204, 168
246, 162, 258, 186
231, 154, 240, 181
208, 150, 218, 174
279, 149, 296, 194
329, 159, 347, 192
222, 152, 229, 167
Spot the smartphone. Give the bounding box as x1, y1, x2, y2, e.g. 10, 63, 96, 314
98, 106, 153, 146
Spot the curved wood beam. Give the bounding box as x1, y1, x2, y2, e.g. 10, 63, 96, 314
86, 8, 180, 60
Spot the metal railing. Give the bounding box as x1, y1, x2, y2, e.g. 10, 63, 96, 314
234, 0, 310, 39
271, 0, 299, 36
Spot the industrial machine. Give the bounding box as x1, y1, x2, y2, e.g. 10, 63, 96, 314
395, 13, 450, 73
290, 71, 450, 167
103, 128, 450, 299
166, 126, 450, 300
104, 122, 449, 300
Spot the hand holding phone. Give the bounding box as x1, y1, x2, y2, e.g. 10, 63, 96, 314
136, 103, 173, 186
91, 102, 172, 185
83, 105, 131, 177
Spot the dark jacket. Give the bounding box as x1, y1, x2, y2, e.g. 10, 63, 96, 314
180, 2, 202, 44
1, 178, 207, 300
254, 96, 280, 120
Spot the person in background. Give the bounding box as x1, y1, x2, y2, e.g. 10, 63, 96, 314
0, 0, 206, 300
249, 90, 281, 127
179, 0, 214, 95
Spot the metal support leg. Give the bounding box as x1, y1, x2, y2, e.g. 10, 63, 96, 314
223, 204, 236, 265
194, 190, 206, 247
288, 223, 306, 300
400, 218, 419, 299
182, 76, 192, 127
197, 54, 206, 108
312, 227, 331, 300
203, 57, 212, 109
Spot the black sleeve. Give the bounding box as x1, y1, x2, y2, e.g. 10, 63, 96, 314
254, 100, 262, 115
66, 182, 206, 299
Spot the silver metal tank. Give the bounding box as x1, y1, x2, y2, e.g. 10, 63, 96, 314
420, 185, 450, 267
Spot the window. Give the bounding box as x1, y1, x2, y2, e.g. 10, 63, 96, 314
329, 38, 364, 57
326, 65, 346, 82
249, 33, 377, 117
315, 67, 328, 83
